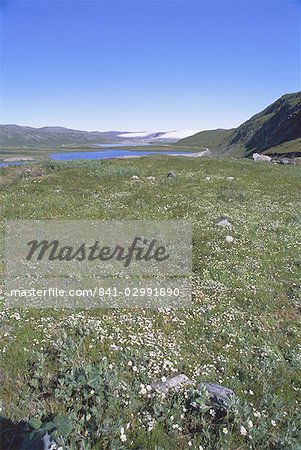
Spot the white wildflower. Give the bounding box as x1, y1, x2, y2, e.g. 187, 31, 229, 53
120, 426, 127, 442
240, 425, 247, 436
139, 385, 147, 396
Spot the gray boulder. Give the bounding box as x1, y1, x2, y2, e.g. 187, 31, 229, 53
279, 158, 290, 165
167, 171, 176, 178
252, 153, 272, 162
216, 217, 232, 228
151, 374, 191, 393
197, 382, 235, 410
18, 432, 55, 450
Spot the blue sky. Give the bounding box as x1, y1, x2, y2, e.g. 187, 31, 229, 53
0, 0, 300, 131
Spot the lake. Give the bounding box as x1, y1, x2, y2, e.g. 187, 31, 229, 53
0, 149, 204, 167
49, 149, 198, 160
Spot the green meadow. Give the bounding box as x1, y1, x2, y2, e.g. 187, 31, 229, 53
0, 156, 300, 449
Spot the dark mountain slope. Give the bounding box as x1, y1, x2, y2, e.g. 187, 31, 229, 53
219, 92, 301, 156
178, 92, 301, 157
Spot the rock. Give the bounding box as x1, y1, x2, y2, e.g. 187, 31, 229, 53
151, 374, 191, 393
167, 171, 176, 178
216, 217, 232, 228
252, 153, 272, 162
205, 176, 211, 181
22, 167, 46, 178
0, 417, 57, 450
131, 175, 139, 180
146, 176, 155, 181
225, 235, 234, 243
279, 158, 290, 165
17, 432, 54, 450
226, 176, 234, 181
197, 382, 235, 410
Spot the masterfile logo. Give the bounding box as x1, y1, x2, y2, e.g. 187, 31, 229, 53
25, 236, 170, 267
4, 220, 192, 308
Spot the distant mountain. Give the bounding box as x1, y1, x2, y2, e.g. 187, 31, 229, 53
0, 125, 117, 148
178, 92, 301, 157
0, 125, 197, 149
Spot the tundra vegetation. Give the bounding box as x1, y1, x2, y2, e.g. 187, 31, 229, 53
0, 156, 300, 449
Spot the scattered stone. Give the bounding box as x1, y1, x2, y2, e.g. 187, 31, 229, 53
146, 176, 155, 181
17, 432, 54, 450
225, 235, 234, 243
197, 382, 235, 410
22, 167, 46, 178
151, 374, 191, 393
252, 153, 272, 162
226, 176, 234, 181
216, 217, 232, 228
131, 175, 139, 180
0, 418, 58, 450
279, 158, 290, 165
167, 171, 176, 178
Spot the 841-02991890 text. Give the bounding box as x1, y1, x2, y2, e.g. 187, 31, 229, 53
8, 286, 182, 299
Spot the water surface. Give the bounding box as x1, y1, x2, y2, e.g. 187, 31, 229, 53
0, 148, 200, 167
49, 149, 192, 160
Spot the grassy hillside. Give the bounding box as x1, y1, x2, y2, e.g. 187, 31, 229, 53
263, 137, 301, 156
177, 92, 301, 158
0, 157, 300, 449
220, 92, 301, 157
176, 129, 235, 149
